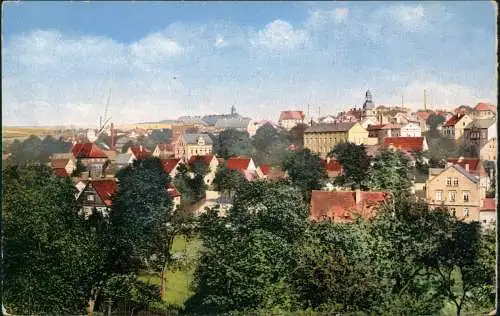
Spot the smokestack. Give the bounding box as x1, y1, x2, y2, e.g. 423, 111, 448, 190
110, 123, 115, 151
355, 188, 361, 204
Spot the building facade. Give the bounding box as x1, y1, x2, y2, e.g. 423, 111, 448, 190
479, 138, 497, 161
400, 122, 422, 137
463, 119, 496, 151
304, 122, 369, 157
442, 114, 473, 141
279, 111, 305, 130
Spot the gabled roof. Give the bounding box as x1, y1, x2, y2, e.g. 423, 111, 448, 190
54, 168, 69, 177
383, 137, 425, 152
188, 154, 215, 166
129, 146, 151, 159
258, 164, 271, 175
305, 122, 356, 133
91, 179, 117, 206
475, 102, 495, 112
115, 153, 134, 165
167, 184, 181, 198
51, 158, 71, 169
481, 198, 496, 211
184, 133, 213, 145
279, 111, 305, 121
444, 114, 466, 127
416, 111, 431, 121
310, 190, 388, 221
214, 118, 251, 129
430, 165, 479, 184
227, 157, 252, 171
465, 119, 496, 129
162, 158, 181, 174
322, 159, 342, 172
71, 143, 108, 159
447, 158, 481, 173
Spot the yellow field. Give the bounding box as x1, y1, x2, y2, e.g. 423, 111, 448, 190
115, 123, 173, 130
2, 127, 71, 140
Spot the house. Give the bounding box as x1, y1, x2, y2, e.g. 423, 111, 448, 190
463, 119, 497, 153
336, 110, 360, 123
50, 157, 76, 177
226, 156, 257, 172
115, 153, 135, 170
426, 164, 483, 222
77, 179, 117, 219
129, 127, 149, 139
187, 154, 219, 185
446, 157, 491, 198
479, 138, 497, 161
304, 122, 369, 157
214, 118, 252, 134
416, 111, 431, 132
391, 113, 411, 125
310, 189, 389, 222
479, 198, 496, 228
70, 143, 109, 178
153, 143, 175, 159
400, 122, 422, 137
383, 137, 428, 153
127, 145, 151, 160
367, 124, 401, 144
321, 158, 343, 178
279, 111, 305, 130
442, 114, 473, 141
474, 102, 496, 119
167, 184, 181, 210
318, 115, 337, 123
162, 158, 182, 179
114, 136, 134, 153
183, 133, 213, 160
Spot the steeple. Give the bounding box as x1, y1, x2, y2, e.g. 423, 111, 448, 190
363, 90, 374, 109
362, 90, 376, 121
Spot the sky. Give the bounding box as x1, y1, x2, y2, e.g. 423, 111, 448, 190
2, 1, 497, 126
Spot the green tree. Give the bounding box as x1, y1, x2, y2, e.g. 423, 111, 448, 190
363, 149, 413, 198
252, 123, 290, 166
426, 113, 446, 131
281, 148, 327, 201
2, 165, 106, 314
329, 142, 371, 188
287, 123, 308, 147
212, 164, 247, 196
215, 129, 256, 159
151, 129, 172, 144
174, 163, 207, 204
122, 140, 135, 153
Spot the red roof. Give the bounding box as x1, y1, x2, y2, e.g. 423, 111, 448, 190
130, 146, 151, 159
188, 154, 215, 167
91, 179, 117, 206
259, 164, 271, 175
310, 190, 388, 221
51, 159, 71, 169
367, 124, 387, 131
227, 157, 252, 171
53, 168, 69, 177
167, 184, 181, 198
444, 114, 464, 127
481, 198, 496, 211
475, 102, 494, 112
162, 158, 181, 174
383, 137, 425, 152
322, 159, 342, 172
447, 158, 481, 173
71, 143, 108, 159
416, 111, 431, 121
279, 111, 305, 121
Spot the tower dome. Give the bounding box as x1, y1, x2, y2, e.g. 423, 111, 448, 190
363, 90, 374, 109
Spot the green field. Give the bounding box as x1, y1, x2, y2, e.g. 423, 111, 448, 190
138, 235, 202, 309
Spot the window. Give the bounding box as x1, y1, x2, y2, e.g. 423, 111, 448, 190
450, 208, 456, 217
87, 194, 95, 202
463, 191, 470, 202
453, 178, 459, 187
464, 208, 469, 217
435, 190, 443, 201
446, 177, 452, 186
448, 191, 456, 202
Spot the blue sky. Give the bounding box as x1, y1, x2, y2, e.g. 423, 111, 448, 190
2, 1, 497, 126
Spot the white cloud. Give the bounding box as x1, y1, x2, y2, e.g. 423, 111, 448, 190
254, 20, 310, 50
385, 5, 427, 30
306, 8, 349, 29
129, 32, 183, 61
214, 35, 228, 47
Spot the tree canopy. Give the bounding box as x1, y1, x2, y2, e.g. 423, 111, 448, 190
214, 129, 256, 159
329, 142, 371, 188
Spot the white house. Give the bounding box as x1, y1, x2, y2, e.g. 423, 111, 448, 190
279, 111, 305, 130
400, 122, 422, 137
188, 154, 219, 186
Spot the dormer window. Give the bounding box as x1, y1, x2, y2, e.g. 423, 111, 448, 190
197, 137, 205, 145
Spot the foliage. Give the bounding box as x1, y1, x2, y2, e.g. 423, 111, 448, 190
122, 140, 135, 153
329, 143, 371, 188
151, 129, 173, 144
287, 123, 309, 147
425, 135, 459, 166
252, 123, 290, 166
363, 149, 413, 198
186, 182, 309, 314
174, 163, 207, 204
110, 157, 174, 273
212, 164, 247, 196
7, 135, 71, 165
281, 148, 327, 201
215, 129, 256, 159
427, 113, 446, 131
2, 165, 105, 314
458, 143, 479, 158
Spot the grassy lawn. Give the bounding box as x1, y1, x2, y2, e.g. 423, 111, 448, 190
138, 235, 202, 309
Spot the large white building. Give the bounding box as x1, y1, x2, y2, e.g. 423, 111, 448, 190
400, 122, 422, 137
279, 111, 305, 130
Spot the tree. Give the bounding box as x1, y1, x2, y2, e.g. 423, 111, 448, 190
363, 149, 413, 198
174, 163, 207, 204
2, 165, 106, 314
287, 123, 308, 147
426, 135, 459, 165
110, 157, 175, 298
122, 140, 134, 153
281, 149, 327, 201
426, 113, 446, 131
252, 123, 290, 166
186, 182, 308, 314
212, 164, 246, 197
151, 129, 172, 144
214, 129, 255, 159
329, 143, 371, 188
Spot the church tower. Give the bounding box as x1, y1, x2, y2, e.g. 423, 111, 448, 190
362, 90, 376, 121
230, 105, 236, 116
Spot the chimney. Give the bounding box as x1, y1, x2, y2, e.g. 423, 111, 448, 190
465, 164, 469, 172
110, 123, 116, 151
355, 188, 361, 204
326, 156, 331, 163
139, 145, 143, 152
